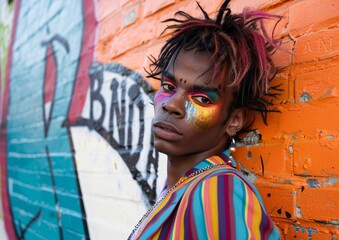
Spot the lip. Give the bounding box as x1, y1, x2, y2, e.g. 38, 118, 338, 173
153, 121, 183, 141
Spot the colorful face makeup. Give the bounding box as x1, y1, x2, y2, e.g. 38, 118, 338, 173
154, 74, 176, 104
154, 89, 170, 104
154, 81, 221, 132
153, 68, 225, 131
184, 97, 219, 131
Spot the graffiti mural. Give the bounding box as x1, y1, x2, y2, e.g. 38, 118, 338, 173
0, 0, 165, 239
0, 1, 15, 239
71, 62, 160, 205
3, 0, 95, 239
68, 62, 165, 239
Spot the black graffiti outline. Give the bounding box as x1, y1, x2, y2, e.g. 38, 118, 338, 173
17, 209, 42, 240
65, 126, 90, 239
46, 146, 64, 239
41, 34, 70, 138
67, 61, 159, 205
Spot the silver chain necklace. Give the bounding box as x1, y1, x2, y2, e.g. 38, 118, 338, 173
128, 162, 227, 240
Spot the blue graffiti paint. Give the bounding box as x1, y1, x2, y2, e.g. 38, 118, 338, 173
7, 1, 88, 238
294, 226, 318, 239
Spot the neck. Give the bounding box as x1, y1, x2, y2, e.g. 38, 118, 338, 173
166, 150, 219, 189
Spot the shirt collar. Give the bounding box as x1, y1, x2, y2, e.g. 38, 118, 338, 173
160, 149, 236, 197
183, 149, 236, 178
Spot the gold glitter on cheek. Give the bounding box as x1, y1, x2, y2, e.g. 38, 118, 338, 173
185, 101, 218, 131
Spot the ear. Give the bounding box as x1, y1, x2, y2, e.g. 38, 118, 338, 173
225, 108, 247, 136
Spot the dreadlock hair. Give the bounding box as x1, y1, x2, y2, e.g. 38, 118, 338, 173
146, 0, 282, 127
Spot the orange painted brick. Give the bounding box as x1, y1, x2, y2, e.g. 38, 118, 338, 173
293, 140, 339, 177
143, 0, 175, 17
254, 102, 339, 141
294, 28, 339, 64
143, 41, 164, 70
296, 186, 339, 222
154, 1, 209, 38
229, 0, 268, 13
281, 221, 337, 240
169, 0, 222, 17
96, 38, 113, 62
255, 180, 297, 219
108, 17, 157, 57
235, 143, 292, 176
98, 0, 120, 22
155, 15, 173, 39
271, 38, 294, 69
268, 71, 292, 104
98, 2, 141, 41
289, 0, 339, 37
142, 41, 164, 89
113, 46, 147, 73
265, 9, 289, 39
295, 65, 339, 102
229, 0, 286, 13
259, 0, 289, 11
195, 0, 223, 16
154, 0, 223, 34
120, 0, 132, 8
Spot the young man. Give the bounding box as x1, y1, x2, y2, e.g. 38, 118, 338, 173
129, 0, 281, 239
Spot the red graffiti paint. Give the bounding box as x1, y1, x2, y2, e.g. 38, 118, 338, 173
0, 0, 97, 238
43, 44, 57, 136
0, 0, 21, 238
68, 0, 97, 123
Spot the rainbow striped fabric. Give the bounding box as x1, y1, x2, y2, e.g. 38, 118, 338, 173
130, 150, 280, 239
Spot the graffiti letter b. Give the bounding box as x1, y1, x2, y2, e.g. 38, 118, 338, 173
90, 63, 106, 127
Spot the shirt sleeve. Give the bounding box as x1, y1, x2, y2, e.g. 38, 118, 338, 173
176, 173, 280, 240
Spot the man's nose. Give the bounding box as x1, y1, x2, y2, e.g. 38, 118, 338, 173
161, 92, 186, 118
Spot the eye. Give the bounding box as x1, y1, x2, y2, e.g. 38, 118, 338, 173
162, 83, 176, 93
193, 96, 212, 105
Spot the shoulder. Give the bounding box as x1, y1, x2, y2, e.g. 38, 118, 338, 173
186, 167, 267, 217
186, 166, 260, 201
177, 167, 280, 239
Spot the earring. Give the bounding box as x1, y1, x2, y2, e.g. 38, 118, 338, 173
229, 137, 236, 153
228, 136, 236, 164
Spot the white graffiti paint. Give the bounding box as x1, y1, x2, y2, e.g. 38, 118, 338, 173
70, 62, 167, 238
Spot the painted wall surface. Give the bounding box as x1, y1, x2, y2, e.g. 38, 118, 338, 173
0, 0, 338, 239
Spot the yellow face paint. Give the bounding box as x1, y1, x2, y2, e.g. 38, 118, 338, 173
185, 100, 219, 131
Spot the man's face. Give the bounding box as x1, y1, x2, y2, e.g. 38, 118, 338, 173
152, 49, 234, 158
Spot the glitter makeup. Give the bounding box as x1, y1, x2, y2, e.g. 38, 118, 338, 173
185, 99, 219, 131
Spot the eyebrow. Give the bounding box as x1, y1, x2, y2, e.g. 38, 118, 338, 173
162, 71, 175, 82
191, 85, 221, 94
163, 70, 221, 94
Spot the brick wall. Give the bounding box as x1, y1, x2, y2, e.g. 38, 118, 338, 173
0, 0, 338, 239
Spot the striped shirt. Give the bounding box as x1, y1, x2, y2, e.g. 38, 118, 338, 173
130, 150, 280, 239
